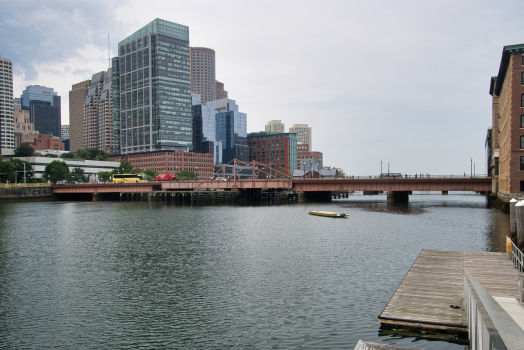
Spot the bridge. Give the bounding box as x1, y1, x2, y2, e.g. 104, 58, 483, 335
51, 176, 492, 202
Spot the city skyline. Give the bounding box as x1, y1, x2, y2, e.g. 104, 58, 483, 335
1, 0, 524, 174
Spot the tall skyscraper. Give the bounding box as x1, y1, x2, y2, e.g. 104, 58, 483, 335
265, 120, 285, 133
69, 79, 91, 152
207, 98, 247, 164
113, 18, 191, 155
21, 85, 61, 138
190, 47, 216, 103
289, 124, 312, 150
84, 70, 112, 153
0, 57, 14, 152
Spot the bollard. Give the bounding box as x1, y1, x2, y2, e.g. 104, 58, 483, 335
511, 198, 518, 238
516, 201, 524, 248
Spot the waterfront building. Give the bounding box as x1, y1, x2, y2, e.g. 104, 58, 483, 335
111, 150, 213, 180
247, 131, 297, 178
192, 93, 222, 164
216, 81, 228, 100
20, 134, 65, 152
84, 70, 113, 153
489, 43, 524, 199
296, 150, 323, 170
289, 124, 312, 150
190, 47, 216, 103
13, 156, 120, 179
265, 120, 285, 133
207, 98, 247, 164
69, 79, 91, 152
113, 18, 192, 156
0, 57, 14, 152
21, 85, 61, 138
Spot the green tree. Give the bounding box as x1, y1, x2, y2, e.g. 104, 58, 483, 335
143, 169, 160, 181
177, 170, 195, 180
13, 145, 35, 157
61, 152, 75, 159
43, 160, 69, 184
9, 159, 34, 182
98, 171, 113, 182
75, 148, 108, 161
0, 160, 15, 183
131, 167, 142, 174
114, 161, 133, 174
70, 167, 88, 182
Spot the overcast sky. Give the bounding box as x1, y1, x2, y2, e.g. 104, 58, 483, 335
1, 0, 522, 175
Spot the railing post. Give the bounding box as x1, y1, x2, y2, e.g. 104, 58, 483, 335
510, 198, 518, 238
517, 201, 524, 249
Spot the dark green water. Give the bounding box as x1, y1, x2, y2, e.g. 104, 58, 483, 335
0, 193, 509, 349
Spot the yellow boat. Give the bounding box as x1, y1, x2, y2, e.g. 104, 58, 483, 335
307, 210, 348, 218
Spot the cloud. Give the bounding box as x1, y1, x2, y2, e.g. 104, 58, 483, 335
1, 0, 523, 174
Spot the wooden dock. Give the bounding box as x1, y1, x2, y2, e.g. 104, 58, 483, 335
378, 249, 519, 332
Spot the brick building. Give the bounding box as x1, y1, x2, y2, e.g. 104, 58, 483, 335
111, 150, 214, 180
489, 43, 524, 198
296, 151, 323, 170
21, 134, 65, 151
247, 132, 297, 178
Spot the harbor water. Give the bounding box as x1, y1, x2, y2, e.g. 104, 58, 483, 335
0, 192, 509, 349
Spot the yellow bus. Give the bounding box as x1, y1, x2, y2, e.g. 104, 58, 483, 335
113, 174, 147, 183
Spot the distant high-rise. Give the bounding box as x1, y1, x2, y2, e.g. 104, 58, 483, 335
215, 81, 228, 100
190, 47, 216, 103
289, 124, 312, 150
84, 70, 112, 153
0, 57, 14, 152
21, 85, 61, 138
69, 79, 91, 151
265, 120, 285, 133
191, 93, 221, 164
113, 18, 192, 155
207, 98, 247, 164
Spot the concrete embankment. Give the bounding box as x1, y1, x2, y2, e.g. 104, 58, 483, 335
0, 186, 56, 202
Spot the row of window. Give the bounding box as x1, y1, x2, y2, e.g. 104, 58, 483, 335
251, 147, 285, 154
248, 140, 286, 147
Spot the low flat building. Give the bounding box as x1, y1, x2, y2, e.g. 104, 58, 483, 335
111, 150, 214, 180
20, 134, 65, 151
12, 156, 120, 179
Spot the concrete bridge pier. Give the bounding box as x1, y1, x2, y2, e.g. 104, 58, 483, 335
298, 191, 332, 202
386, 191, 409, 203
442, 191, 448, 195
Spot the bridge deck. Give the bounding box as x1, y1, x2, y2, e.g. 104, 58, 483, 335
378, 250, 519, 332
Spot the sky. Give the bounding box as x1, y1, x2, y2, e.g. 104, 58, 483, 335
1, 0, 522, 175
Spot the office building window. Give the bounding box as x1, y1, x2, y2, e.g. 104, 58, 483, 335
521, 115, 524, 128
522, 94, 524, 107
522, 72, 524, 85
521, 135, 524, 149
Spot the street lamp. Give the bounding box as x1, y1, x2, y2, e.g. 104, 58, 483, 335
474, 162, 476, 177
471, 158, 473, 178
195, 166, 198, 180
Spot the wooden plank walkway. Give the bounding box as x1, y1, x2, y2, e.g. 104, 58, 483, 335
378, 249, 520, 332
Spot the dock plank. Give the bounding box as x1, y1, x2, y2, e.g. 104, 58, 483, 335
378, 250, 520, 331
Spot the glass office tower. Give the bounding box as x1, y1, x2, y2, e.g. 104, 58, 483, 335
21, 85, 61, 137
213, 100, 247, 164
114, 18, 191, 155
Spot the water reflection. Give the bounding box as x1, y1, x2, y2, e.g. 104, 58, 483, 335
0, 194, 510, 350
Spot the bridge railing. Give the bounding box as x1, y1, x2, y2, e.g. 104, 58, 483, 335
295, 174, 490, 180
0, 183, 50, 188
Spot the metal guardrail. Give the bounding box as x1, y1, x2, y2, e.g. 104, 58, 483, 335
464, 270, 524, 350
508, 237, 524, 272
